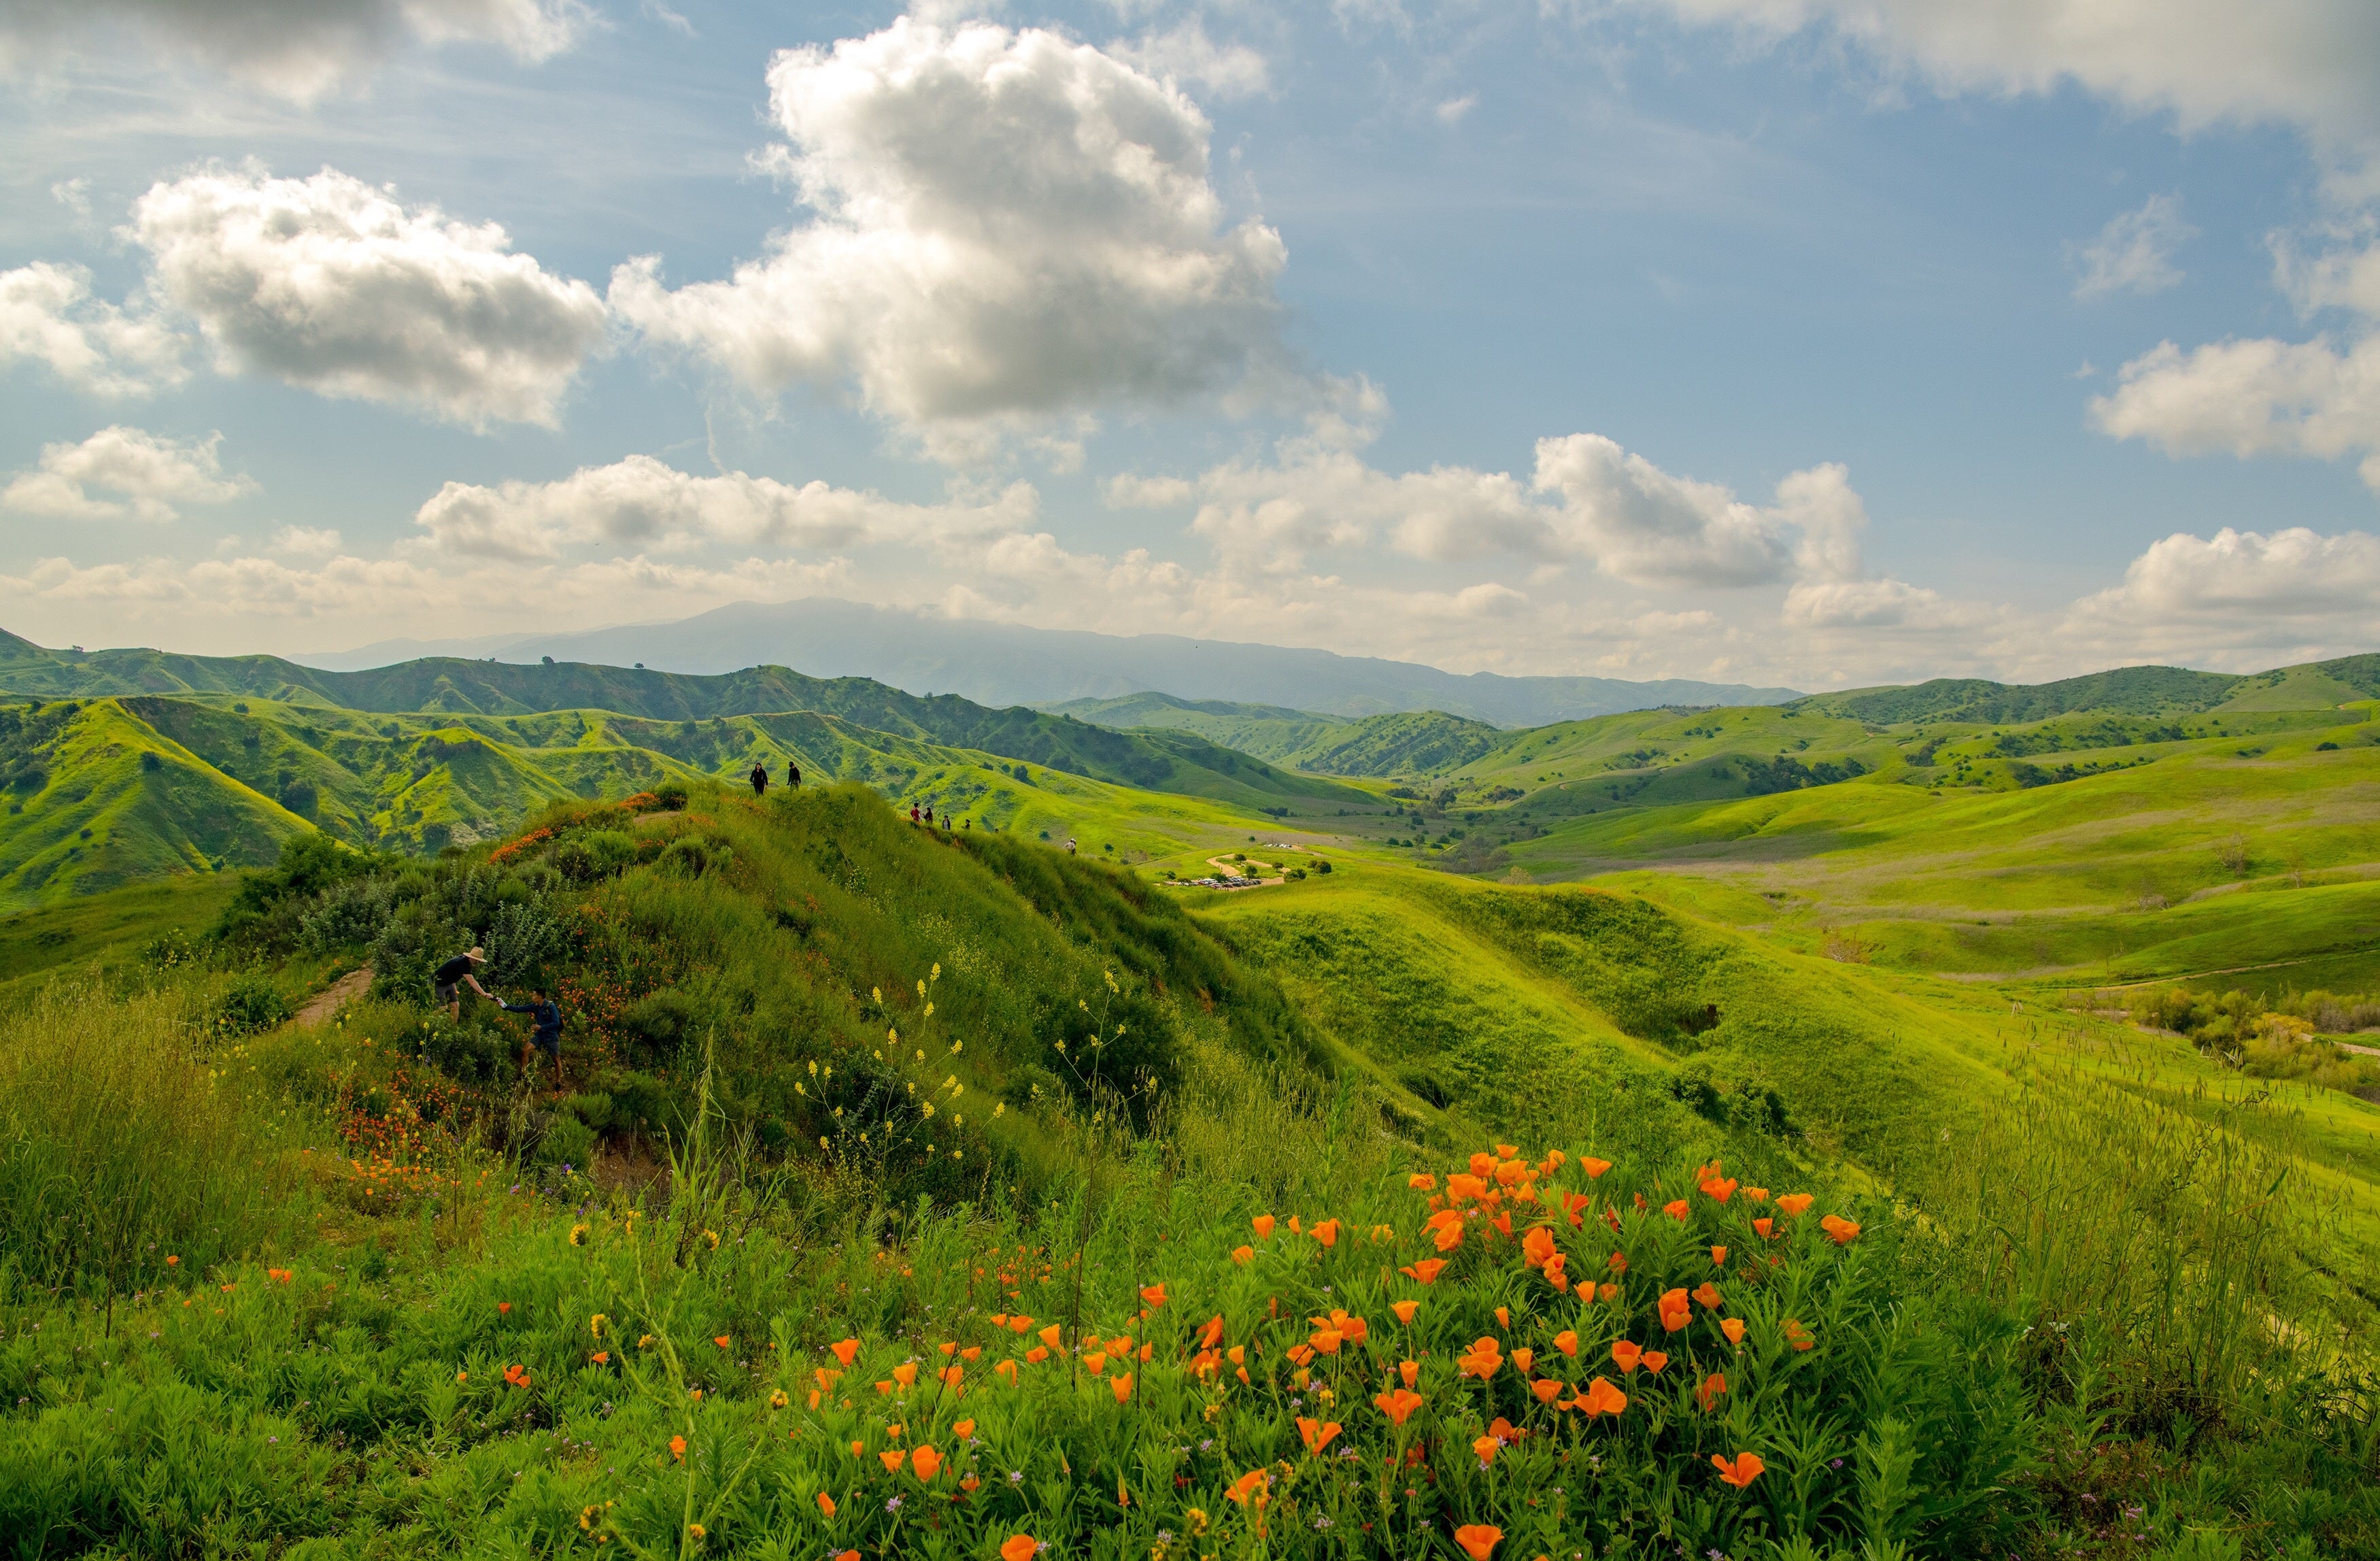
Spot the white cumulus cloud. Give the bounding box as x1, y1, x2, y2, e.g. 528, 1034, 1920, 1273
0, 262, 187, 397
2063, 525, 2380, 663
1110, 18, 1272, 99
1531, 433, 1797, 586
1642, 0, 2380, 152
0, 0, 586, 102
411, 455, 1040, 561
610, 18, 1289, 448
2072, 192, 2194, 299
2090, 333, 2380, 492
0, 425, 253, 520
131, 164, 608, 429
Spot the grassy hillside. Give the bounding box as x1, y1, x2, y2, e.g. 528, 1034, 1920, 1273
2, 779, 2373, 1556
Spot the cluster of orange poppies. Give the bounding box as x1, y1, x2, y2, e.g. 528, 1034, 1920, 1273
778, 1141, 1865, 1551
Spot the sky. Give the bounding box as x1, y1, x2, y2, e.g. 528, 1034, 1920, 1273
1, 0, 2377, 691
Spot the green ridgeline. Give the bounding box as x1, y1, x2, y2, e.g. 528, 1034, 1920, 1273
1047, 692, 1503, 778
0, 691, 1363, 910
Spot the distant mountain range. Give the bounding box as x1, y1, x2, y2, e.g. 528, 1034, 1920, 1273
301, 599, 1801, 726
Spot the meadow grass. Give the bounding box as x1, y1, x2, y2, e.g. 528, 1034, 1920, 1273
0, 782, 2374, 1558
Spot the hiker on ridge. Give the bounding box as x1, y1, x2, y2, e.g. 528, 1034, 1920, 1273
787, 761, 801, 789
749, 762, 769, 796
433, 947, 494, 1020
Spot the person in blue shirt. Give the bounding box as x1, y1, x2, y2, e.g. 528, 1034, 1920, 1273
502, 990, 563, 1076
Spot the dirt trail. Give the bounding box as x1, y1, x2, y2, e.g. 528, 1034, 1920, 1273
294, 967, 373, 1028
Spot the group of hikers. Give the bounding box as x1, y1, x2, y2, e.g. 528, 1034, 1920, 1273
748, 760, 800, 795
908, 801, 971, 831
432, 947, 563, 1077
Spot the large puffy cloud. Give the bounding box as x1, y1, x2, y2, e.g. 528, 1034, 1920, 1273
0, 0, 584, 101
411, 456, 1040, 561
0, 263, 187, 397
0, 426, 253, 520
2090, 334, 2380, 492
610, 18, 1288, 446
1529, 434, 1798, 586
2062, 526, 2380, 664
1644, 0, 2380, 150
131, 165, 607, 428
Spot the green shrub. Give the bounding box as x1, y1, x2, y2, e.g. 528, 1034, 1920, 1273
212, 974, 290, 1037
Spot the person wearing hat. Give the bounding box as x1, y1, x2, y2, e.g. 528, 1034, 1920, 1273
433, 947, 494, 1020
749, 761, 769, 796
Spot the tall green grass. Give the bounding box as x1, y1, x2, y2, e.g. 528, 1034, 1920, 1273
0, 979, 298, 1311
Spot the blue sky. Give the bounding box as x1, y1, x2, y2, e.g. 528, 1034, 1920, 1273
2, 0, 2376, 689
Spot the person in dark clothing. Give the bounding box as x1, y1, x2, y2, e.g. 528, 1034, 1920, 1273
502, 990, 564, 1075
433, 947, 493, 1020
749, 762, 769, 796
787, 761, 801, 788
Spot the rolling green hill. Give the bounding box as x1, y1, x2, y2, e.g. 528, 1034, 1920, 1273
0, 631, 1363, 813
1052, 692, 1508, 777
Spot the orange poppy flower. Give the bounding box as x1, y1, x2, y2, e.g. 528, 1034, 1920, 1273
1313, 1218, 1342, 1247
1229, 1346, 1246, 1365
1140, 1283, 1168, 1307
830, 1338, 860, 1366
1521, 1226, 1559, 1268
1491, 1209, 1515, 1237
1455, 1522, 1503, 1559
1710, 1245, 1728, 1265
1009, 1315, 1034, 1335
817, 1492, 836, 1517
1392, 1298, 1420, 1325
1610, 1339, 1642, 1372
892, 1362, 919, 1388
1002, 1539, 1038, 1561
1401, 1258, 1448, 1285
1023, 1347, 1047, 1364
989, 1313, 1008, 1326
1253, 1215, 1276, 1239
1699, 1177, 1738, 1203
1784, 1319, 1814, 1352
939, 1341, 958, 1356
954, 1418, 976, 1439
1553, 1329, 1578, 1357
1289, 1215, 1304, 1235
1510, 1347, 1534, 1375
1820, 1214, 1863, 1245
938, 1365, 964, 1388
1447, 1173, 1489, 1203
1561, 1191, 1593, 1227
879, 1450, 904, 1473
1373, 1386, 1424, 1426
996, 1359, 1019, 1384
1231, 1245, 1254, 1266
1713, 1451, 1765, 1489
1039, 1324, 1064, 1351
1597, 1282, 1621, 1303
1752, 1218, 1775, 1239
1083, 1352, 1108, 1375
714, 1335, 732, 1349
1640, 1349, 1669, 1373
1457, 1338, 1503, 1379
670, 1435, 687, 1461
1298, 1417, 1342, 1454
1663, 1199, 1691, 1222
1409, 1173, 1437, 1190
1400, 1359, 1421, 1388
1112, 1372, 1134, 1403
1697, 1372, 1728, 1412
1472, 1434, 1499, 1466
1495, 1307, 1510, 1330
1744, 1186, 1769, 1203
962, 1345, 982, 1362
1693, 1281, 1722, 1310
1531, 1377, 1562, 1404
1721, 1317, 1746, 1345
1227, 1470, 1270, 1505
1775, 1193, 1814, 1216
1201, 1314, 1226, 1349
1582, 1157, 1612, 1179
911, 1446, 942, 1480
